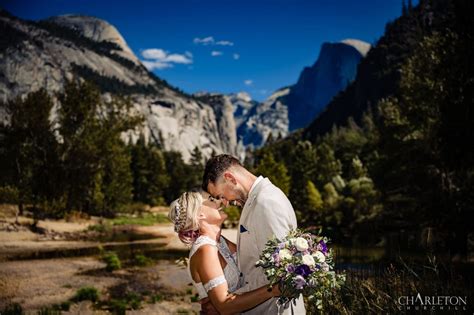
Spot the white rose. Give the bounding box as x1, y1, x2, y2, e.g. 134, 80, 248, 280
321, 262, 330, 271
313, 251, 326, 263
295, 237, 309, 251
278, 248, 292, 260
302, 254, 315, 267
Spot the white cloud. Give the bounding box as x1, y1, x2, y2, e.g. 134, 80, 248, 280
165, 53, 193, 64
259, 89, 268, 95
194, 36, 234, 47
216, 40, 234, 46
142, 60, 173, 70
193, 36, 215, 45
141, 48, 193, 71
233, 53, 240, 60
211, 51, 223, 57
244, 80, 253, 86
141, 48, 167, 60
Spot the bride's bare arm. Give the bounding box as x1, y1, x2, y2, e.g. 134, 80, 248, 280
192, 245, 278, 315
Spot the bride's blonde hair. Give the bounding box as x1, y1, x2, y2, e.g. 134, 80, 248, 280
168, 190, 202, 245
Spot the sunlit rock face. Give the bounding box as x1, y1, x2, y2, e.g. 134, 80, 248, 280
0, 10, 243, 161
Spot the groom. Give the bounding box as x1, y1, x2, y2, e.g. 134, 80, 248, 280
202, 154, 306, 314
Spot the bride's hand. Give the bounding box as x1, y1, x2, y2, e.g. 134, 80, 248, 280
269, 284, 281, 297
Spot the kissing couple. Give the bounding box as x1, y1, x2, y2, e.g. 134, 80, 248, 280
169, 154, 306, 314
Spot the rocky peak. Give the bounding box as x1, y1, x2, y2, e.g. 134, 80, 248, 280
340, 38, 371, 56
286, 39, 371, 130
45, 15, 140, 65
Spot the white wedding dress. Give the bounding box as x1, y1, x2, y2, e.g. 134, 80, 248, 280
189, 235, 245, 300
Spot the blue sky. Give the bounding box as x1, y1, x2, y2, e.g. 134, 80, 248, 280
2, 0, 406, 101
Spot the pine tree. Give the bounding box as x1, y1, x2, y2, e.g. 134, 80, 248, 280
254, 152, 291, 195
288, 141, 318, 211
130, 134, 150, 203
306, 181, 323, 211
58, 80, 141, 215
314, 142, 342, 187
2, 89, 59, 215
163, 151, 192, 203
189, 146, 204, 189
265, 133, 274, 145
145, 146, 169, 205
130, 138, 169, 206
58, 80, 103, 212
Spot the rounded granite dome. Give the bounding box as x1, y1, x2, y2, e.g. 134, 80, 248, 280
45, 14, 140, 64
340, 39, 371, 56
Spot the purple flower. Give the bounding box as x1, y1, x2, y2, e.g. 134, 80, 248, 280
286, 264, 295, 273
272, 252, 281, 266
278, 242, 286, 249
295, 264, 312, 277
317, 240, 328, 254
294, 275, 306, 290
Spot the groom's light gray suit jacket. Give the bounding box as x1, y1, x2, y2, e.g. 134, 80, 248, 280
236, 177, 306, 315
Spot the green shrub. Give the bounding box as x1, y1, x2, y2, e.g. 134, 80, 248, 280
126, 292, 142, 309
102, 251, 121, 271
87, 222, 112, 233
109, 213, 170, 226
150, 294, 163, 303
108, 293, 142, 314
134, 254, 153, 266
121, 202, 148, 214
109, 299, 127, 315
71, 286, 100, 302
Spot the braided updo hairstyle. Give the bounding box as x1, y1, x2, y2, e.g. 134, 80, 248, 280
168, 190, 203, 245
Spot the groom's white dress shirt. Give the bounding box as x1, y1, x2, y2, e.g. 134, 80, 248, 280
236, 176, 306, 314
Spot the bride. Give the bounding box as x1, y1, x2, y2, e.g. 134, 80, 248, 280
169, 190, 279, 314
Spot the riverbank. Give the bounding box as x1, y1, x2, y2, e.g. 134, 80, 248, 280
0, 206, 236, 314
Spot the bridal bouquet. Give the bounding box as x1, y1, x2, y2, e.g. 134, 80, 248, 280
256, 229, 345, 310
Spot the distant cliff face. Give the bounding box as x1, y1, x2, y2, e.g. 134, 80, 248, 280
192, 92, 245, 160
192, 91, 289, 151
218, 37, 370, 149
215, 91, 288, 150
0, 10, 242, 161
273, 39, 370, 131
230, 39, 370, 148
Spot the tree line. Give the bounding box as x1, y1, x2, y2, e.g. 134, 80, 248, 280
0, 80, 205, 218
250, 0, 473, 256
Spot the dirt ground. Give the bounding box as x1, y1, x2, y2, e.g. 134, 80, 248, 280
0, 205, 237, 314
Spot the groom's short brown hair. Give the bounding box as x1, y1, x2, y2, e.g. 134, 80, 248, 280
202, 154, 242, 191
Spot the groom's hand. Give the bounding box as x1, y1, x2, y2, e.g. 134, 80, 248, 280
199, 297, 219, 314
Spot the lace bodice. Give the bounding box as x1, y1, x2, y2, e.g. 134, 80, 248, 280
189, 235, 245, 300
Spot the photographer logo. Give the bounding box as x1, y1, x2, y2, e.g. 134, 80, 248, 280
398, 293, 467, 311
